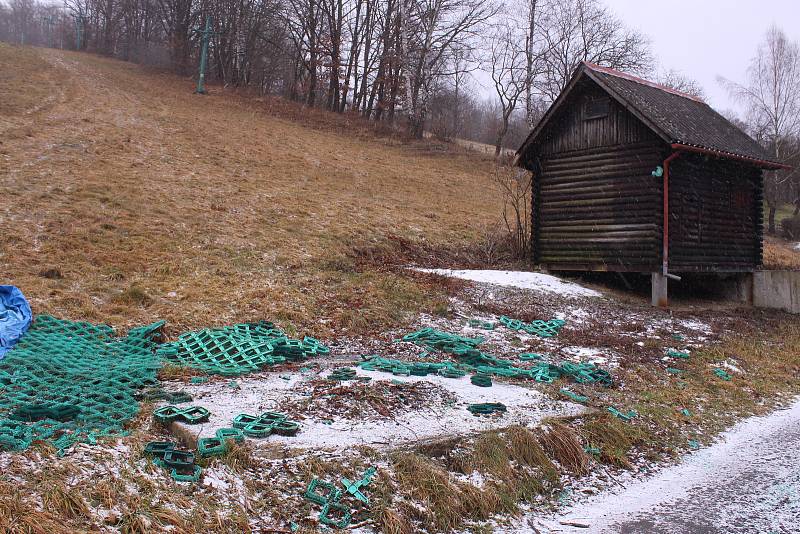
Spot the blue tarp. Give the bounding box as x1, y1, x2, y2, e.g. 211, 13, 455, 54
0, 286, 32, 359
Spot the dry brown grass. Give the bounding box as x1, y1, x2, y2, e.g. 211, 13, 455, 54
388, 452, 494, 531
571, 319, 800, 470
42, 482, 91, 521
0, 482, 75, 534
579, 414, 639, 468
0, 43, 500, 335
763, 238, 800, 270
0, 44, 64, 133
374, 426, 562, 532
539, 422, 589, 475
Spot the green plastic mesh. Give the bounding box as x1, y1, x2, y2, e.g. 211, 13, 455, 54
499, 316, 566, 337
386, 328, 613, 386
0, 315, 163, 452
156, 321, 329, 377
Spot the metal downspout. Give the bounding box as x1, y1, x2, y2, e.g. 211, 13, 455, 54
662, 151, 683, 277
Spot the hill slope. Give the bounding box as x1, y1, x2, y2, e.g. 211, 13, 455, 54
0, 43, 500, 333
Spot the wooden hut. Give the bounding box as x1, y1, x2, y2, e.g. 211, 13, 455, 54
515, 62, 789, 306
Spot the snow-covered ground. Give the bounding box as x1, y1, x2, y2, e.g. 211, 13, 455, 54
414, 268, 602, 298
168, 368, 584, 450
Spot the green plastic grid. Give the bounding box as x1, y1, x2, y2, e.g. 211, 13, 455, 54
320, 501, 352, 529
304, 479, 341, 506
153, 405, 211, 425
157, 322, 328, 376
233, 411, 299, 438
198, 436, 227, 457
0, 315, 162, 452
470, 374, 492, 387
467, 402, 507, 416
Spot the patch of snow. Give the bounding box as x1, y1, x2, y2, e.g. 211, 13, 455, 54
463, 470, 487, 489
170, 368, 583, 451
794, 242, 800, 251
414, 269, 602, 298
560, 346, 614, 368
720, 359, 742, 374
678, 319, 712, 333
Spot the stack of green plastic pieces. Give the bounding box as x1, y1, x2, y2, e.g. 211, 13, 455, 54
360, 356, 452, 376
467, 402, 507, 416
372, 330, 614, 387
144, 441, 202, 482
358, 353, 613, 386
402, 327, 485, 352
157, 321, 329, 376
328, 367, 357, 381
401, 328, 515, 369
499, 316, 566, 337
471, 374, 492, 387
558, 362, 613, 386
0, 315, 163, 452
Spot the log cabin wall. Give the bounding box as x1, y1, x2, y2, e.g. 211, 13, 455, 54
668, 154, 763, 272
532, 79, 666, 271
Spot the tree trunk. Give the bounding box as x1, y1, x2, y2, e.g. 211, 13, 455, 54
306, 0, 318, 107
768, 204, 777, 234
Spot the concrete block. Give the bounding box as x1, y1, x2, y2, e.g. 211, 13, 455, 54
651, 272, 668, 307
753, 271, 800, 314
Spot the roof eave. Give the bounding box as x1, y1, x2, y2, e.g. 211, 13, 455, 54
670, 143, 791, 170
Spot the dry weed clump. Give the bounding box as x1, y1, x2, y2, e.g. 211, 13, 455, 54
390, 452, 494, 531
763, 239, 800, 270
376, 427, 562, 532
0, 482, 73, 534
281, 379, 457, 420
539, 422, 589, 475
42, 482, 91, 521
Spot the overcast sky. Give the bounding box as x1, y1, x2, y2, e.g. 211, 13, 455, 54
474, 0, 800, 117
606, 0, 800, 114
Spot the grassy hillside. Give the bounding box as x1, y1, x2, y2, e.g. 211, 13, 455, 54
0, 43, 501, 334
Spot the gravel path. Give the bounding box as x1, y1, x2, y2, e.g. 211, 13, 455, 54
526, 397, 800, 533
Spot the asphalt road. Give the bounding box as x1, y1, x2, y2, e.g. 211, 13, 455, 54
528, 399, 800, 534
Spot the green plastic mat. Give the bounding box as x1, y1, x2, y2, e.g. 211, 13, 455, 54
385, 328, 613, 387
157, 321, 329, 376
467, 402, 507, 416
0, 315, 163, 452
499, 316, 566, 337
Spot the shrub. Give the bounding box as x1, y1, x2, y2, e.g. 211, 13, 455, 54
781, 214, 800, 240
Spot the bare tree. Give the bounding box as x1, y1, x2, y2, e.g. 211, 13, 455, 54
1, 0, 651, 146
493, 165, 532, 258
520, 0, 540, 127
400, 0, 497, 138
535, 0, 652, 102
488, 17, 525, 156
655, 68, 705, 99
720, 25, 800, 233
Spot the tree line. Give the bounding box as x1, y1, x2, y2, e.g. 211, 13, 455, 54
0, 0, 651, 147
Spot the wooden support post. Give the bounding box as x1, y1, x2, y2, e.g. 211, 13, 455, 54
651, 272, 668, 307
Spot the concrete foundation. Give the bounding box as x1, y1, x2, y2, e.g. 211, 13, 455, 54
753, 271, 800, 314
651, 272, 668, 307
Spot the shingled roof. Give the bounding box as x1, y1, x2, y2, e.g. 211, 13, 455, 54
517, 62, 785, 168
